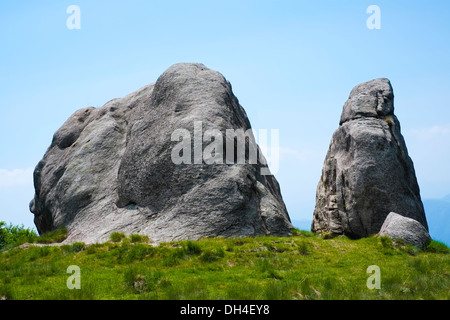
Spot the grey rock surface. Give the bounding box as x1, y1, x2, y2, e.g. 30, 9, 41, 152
379, 212, 431, 249
312, 78, 428, 238
30, 63, 293, 244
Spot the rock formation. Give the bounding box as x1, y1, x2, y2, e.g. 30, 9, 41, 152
312, 78, 428, 239
30, 63, 293, 243
379, 212, 431, 249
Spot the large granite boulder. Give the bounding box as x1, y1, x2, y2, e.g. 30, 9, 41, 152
379, 212, 431, 249
312, 78, 428, 238
30, 63, 293, 243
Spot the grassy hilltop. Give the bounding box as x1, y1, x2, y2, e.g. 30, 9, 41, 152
0, 227, 449, 300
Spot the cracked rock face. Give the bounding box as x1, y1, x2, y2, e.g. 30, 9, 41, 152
30, 63, 293, 243
312, 78, 428, 238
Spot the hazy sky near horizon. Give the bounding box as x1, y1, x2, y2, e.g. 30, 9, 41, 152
1, 1, 450, 230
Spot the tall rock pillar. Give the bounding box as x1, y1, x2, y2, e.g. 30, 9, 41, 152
312, 78, 428, 238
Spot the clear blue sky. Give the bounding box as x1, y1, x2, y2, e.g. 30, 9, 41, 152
1, 1, 450, 230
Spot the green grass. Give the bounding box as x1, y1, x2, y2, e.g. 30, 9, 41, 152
0, 222, 69, 251
109, 232, 126, 243
33, 227, 68, 244
0, 231, 448, 300
0, 222, 38, 250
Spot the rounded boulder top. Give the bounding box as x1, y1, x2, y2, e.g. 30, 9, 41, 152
340, 78, 394, 125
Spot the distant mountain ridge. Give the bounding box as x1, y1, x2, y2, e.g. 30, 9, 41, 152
423, 195, 450, 246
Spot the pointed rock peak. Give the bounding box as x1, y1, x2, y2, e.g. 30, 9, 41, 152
312, 79, 428, 239
340, 78, 394, 125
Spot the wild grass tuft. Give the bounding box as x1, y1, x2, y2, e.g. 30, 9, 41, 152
34, 227, 68, 244
424, 240, 449, 254
130, 234, 149, 243
199, 247, 225, 263
109, 232, 126, 243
